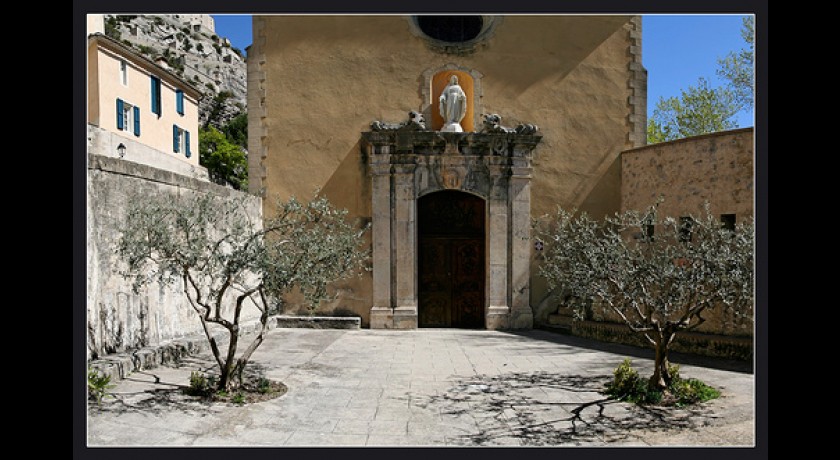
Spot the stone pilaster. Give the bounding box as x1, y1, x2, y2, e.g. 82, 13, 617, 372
369, 154, 394, 328
392, 163, 418, 329
508, 156, 534, 329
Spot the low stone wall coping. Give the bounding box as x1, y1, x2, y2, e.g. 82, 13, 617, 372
274, 315, 361, 329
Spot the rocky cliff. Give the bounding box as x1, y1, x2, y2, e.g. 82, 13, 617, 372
104, 14, 246, 128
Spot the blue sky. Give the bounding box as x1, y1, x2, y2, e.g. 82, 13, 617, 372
213, 15, 753, 128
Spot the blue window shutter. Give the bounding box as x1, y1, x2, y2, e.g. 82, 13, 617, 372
133, 106, 141, 136
173, 125, 179, 153
185, 131, 191, 158
116, 98, 124, 130
176, 90, 184, 115
151, 76, 161, 115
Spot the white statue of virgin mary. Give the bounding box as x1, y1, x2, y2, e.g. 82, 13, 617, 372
439, 75, 467, 132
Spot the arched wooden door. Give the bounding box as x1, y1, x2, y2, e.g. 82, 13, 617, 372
418, 191, 485, 328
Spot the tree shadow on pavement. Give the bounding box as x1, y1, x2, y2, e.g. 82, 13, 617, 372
89, 360, 273, 417
425, 371, 720, 446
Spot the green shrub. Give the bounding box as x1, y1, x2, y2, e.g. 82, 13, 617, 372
137, 45, 155, 56
671, 378, 721, 406
87, 367, 115, 404
605, 359, 720, 406
232, 393, 245, 404
187, 371, 215, 396
257, 378, 272, 394
608, 358, 639, 396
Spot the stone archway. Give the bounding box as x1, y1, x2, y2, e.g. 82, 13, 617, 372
417, 190, 485, 328
362, 127, 542, 330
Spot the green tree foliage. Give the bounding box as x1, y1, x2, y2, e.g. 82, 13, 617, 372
117, 193, 369, 391
204, 91, 233, 129
221, 113, 248, 149
647, 17, 754, 144
104, 16, 121, 40
717, 16, 754, 111
199, 126, 248, 190
536, 203, 753, 389
646, 78, 738, 143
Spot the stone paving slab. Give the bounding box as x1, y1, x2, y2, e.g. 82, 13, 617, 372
86, 328, 755, 447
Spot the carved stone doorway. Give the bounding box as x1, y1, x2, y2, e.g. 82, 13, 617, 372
418, 191, 485, 328
363, 122, 541, 330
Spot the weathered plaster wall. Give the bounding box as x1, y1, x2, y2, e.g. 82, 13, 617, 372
86, 152, 262, 360
249, 15, 642, 325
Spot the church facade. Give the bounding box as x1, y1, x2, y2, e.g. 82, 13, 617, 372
247, 15, 647, 328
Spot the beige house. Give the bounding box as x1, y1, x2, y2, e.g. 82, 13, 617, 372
87, 32, 201, 168
248, 15, 647, 329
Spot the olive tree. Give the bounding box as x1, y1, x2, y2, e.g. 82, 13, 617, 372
117, 193, 368, 391
536, 204, 753, 389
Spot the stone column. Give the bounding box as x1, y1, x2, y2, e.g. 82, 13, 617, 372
486, 163, 510, 330
392, 163, 418, 329
369, 158, 393, 329
509, 157, 534, 329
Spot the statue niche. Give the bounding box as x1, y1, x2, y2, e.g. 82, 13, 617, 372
430, 71, 475, 132
439, 75, 467, 132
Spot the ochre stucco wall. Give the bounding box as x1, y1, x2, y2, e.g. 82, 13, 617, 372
249, 15, 642, 325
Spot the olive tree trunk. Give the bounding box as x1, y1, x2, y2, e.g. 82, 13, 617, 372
649, 331, 675, 390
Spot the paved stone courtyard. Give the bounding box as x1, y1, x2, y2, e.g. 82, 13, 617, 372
87, 328, 754, 447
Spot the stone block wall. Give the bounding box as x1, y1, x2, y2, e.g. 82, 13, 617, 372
86, 152, 262, 360
621, 127, 754, 220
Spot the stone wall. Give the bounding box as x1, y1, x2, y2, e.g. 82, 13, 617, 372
86, 153, 262, 360
621, 127, 754, 219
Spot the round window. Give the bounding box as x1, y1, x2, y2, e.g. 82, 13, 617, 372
416, 16, 483, 43
409, 15, 500, 54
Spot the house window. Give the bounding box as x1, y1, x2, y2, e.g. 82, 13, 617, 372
150, 76, 162, 116
679, 216, 694, 243
121, 102, 133, 133
176, 89, 184, 115
116, 98, 140, 136
721, 214, 736, 231
120, 60, 128, 86
173, 125, 191, 157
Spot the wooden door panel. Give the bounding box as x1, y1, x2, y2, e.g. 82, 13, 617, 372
452, 239, 484, 328
418, 191, 485, 329
419, 238, 451, 327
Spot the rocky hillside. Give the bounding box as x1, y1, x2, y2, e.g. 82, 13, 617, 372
104, 14, 246, 128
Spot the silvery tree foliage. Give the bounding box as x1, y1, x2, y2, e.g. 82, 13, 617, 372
536, 203, 753, 389
117, 193, 368, 391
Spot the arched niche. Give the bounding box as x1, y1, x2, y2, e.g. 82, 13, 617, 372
421, 65, 483, 133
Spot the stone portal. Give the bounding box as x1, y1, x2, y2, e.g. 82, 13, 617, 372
363, 118, 542, 330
